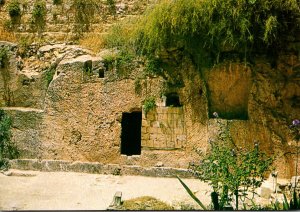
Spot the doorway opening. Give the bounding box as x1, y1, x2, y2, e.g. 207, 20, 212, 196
166, 93, 181, 107
121, 111, 142, 155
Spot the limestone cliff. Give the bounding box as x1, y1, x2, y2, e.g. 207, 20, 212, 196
0, 0, 299, 179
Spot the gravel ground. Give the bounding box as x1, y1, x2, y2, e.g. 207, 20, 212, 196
0, 169, 212, 210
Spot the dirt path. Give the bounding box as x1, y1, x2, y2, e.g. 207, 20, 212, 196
0, 169, 212, 210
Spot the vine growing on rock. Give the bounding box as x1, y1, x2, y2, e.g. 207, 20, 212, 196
0, 109, 19, 170
0, 47, 14, 106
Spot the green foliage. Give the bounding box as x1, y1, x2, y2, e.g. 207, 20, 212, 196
145, 58, 163, 76
31, 0, 47, 33
134, 78, 142, 95
189, 117, 273, 210
44, 67, 56, 87
103, 19, 137, 53
106, 0, 116, 15
52, 0, 62, 5
0, 48, 8, 68
143, 96, 156, 114
8, 0, 21, 17
135, 0, 300, 68
0, 109, 19, 170
72, 0, 97, 37
0, 0, 5, 6
103, 50, 134, 77
17, 36, 33, 58
8, 0, 21, 25
281, 191, 300, 210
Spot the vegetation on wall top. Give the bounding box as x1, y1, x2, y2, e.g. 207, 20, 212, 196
134, 0, 300, 68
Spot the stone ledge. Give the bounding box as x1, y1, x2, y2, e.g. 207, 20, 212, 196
9, 159, 195, 178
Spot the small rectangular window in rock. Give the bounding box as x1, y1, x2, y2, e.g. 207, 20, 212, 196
98, 69, 104, 78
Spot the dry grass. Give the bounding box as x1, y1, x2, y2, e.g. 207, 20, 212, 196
0, 25, 17, 43
79, 32, 106, 53
121, 196, 174, 210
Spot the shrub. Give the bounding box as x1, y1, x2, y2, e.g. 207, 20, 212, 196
44, 67, 56, 86
0, 0, 5, 6
8, 0, 21, 17
53, 0, 62, 5
8, 0, 21, 25
143, 97, 156, 114
121, 196, 173, 210
106, 0, 116, 15
0, 47, 8, 68
135, 0, 300, 68
181, 112, 273, 210
31, 0, 47, 34
102, 50, 135, 77
72, 0, 97, 38
17, 36, 33, 57
0, 109, 19, 170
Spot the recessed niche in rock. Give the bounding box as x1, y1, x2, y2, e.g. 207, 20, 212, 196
205, 63, 251, 120
121, 111, 142, 156
83, 60, 92, 74
98, 69, 104, 78
166, 93, 181, 107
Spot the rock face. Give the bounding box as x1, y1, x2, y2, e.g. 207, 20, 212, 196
0, 40, 300, 179
0, 0, 153, 41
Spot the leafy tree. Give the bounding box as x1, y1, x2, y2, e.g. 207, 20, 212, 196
0, 109, 18, 169
189, 114, 273, 210
134, 0, 300, 68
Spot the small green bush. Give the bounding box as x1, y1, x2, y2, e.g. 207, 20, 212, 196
72, 0, 97, 37
8, 0, 21, 17
52, 0, 62, 5
102, 51, 134, 77
44, 67, 56, 86
145, 58, 163, 76
189, 115, 273, 210
143, 97, 156, 114
134, 78, 142, 95
0, 48, 8, 68
18, 36, 33, 57
31, 0, 47, 33
8, 0, 21, 25
0, 0, 5, 6
0, 109, 19, 170
106, 0, 116, 15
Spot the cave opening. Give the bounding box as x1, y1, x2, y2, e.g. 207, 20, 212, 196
121, 111, 142, 156
166, 93, 181, 107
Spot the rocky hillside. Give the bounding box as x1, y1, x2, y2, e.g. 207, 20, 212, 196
0, 0, 299, 179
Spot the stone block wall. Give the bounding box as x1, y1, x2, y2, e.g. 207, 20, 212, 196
0, 0, 152, 41
142, 107, 186, 150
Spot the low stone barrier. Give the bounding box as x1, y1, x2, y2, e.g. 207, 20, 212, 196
9, 159, 195, 178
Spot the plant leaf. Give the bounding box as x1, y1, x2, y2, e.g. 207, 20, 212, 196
176, 176, 207, 210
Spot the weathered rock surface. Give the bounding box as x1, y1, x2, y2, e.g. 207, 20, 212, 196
0, 41, 299, 179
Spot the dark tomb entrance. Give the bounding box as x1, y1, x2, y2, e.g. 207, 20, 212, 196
121, 111, 142, 155
166, 93, 181, 107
